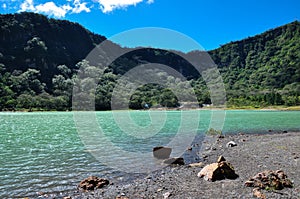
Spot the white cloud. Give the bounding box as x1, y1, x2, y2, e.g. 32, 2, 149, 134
72, 0, 91, 13
17, 0, 154, 16
35, 2, 71, 18
18, 0, 91, 18
95, 0, 151, 13
2, 3, 7, 9
147, 0, 154, 4
19, 0, 35, 12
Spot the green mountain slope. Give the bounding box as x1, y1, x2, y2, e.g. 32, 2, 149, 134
0, 12, 299, 110
209, 21, 300, 107
0, 12, 105, 87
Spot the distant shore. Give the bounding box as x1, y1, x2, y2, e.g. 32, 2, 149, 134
61, 131, 300, 198
1, 105, 300, 112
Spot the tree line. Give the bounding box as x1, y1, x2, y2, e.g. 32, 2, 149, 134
0, 13, 299, 111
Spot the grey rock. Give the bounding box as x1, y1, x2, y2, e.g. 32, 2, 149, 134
153, 146, 172, 159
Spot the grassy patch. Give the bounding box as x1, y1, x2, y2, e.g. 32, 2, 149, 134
206, 128, 222, 135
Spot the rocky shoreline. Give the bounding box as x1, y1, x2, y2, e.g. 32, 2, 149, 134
59, 132, 299, 199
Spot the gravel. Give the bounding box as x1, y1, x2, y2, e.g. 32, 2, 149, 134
59, 132, 300, 199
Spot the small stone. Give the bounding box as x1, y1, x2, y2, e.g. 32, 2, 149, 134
78, 176, 109, 191
187, 146, 192, 151
282, 179, 293, 188
116, 196, 129, 199
157, 188, 163, 192
163, 157, 184, 165
275, 170, 286, 179
226, 141, 237, 148
188, 162, 204, 167
63, 197, 72, 199
217, 155, 226, 163
253, 188, 266, 199
245, 180, 254, 187
163, 192, 171, 198
145, 175, 152, 179
37, 192, 44, 196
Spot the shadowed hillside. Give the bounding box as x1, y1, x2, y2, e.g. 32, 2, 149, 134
0, 12, 299, 110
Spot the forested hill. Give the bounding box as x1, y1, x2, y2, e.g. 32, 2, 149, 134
208, 21, 300, 107
0, 12, 299, 110
0, 12, 105, 87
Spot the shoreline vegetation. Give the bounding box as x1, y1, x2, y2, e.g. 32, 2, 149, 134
1, 105, 300, 112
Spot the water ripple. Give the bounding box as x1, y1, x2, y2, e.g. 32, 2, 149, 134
0, 111, 299, 197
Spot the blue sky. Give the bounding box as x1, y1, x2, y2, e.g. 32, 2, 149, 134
0, 0, 300, 51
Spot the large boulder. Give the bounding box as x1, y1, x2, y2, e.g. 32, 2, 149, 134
78, 176, 109, 191
153, 146, 172, 159
197, 156, 238, 181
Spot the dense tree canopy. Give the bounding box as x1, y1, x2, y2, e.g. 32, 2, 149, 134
0, 12, 299, 111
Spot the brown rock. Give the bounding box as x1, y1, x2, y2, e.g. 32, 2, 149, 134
253, 188, 266, 199
282, 179, 293, 188
197, 162, 220, 181
153, 146, 172, 159
163, 157, 184, 165
275, 170, 286, 179
197, 157, 238, 181
78, 176, 109, 191
245, 170, 293, 190
245, 180, 254, 187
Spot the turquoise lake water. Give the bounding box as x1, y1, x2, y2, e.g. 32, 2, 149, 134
0, 110, 299, 197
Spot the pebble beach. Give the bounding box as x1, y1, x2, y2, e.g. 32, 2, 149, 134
61, 131, 300, 199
